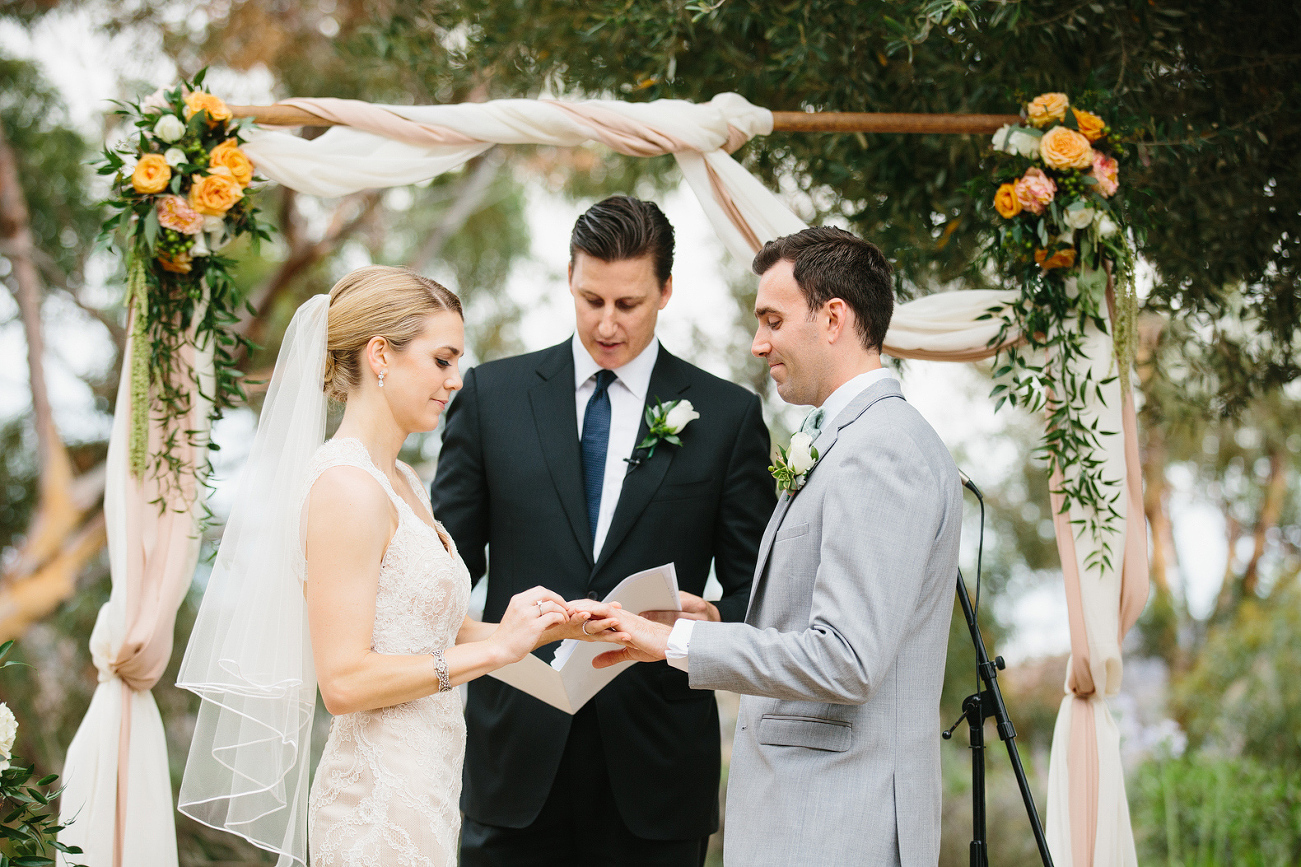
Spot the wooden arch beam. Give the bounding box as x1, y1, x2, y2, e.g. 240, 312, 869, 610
229, 104, 1020, 135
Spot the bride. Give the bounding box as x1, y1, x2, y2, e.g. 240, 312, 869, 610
177, 266, 624, 866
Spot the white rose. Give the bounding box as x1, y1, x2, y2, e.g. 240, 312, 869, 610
203, 215, 229, 250
1097, 214, 1118, 237
663, 399, 699, 434
1064, 206, 1095, 229
190, 233, 210, 258
787, 432, 817, 475
0, 702, 17, 772
163, 147, 187, 167
992, 125, 1040, 159
153, 114, 186, 143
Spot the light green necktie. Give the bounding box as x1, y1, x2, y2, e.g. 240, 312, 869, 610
799, 407, 826, 439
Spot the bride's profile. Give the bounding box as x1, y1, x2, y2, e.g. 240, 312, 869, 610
177, 266, 621, 866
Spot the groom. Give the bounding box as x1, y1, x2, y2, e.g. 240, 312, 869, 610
588, 227, 963, 866
431, 196, 775, 865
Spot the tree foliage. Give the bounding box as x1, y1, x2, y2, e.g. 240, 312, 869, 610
366, 0, 1300, 407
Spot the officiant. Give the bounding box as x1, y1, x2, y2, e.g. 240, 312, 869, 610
432, 195, 775, 866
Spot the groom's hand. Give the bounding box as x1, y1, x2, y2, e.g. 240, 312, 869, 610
589, 609, 672, 669
639, 591, 720, 626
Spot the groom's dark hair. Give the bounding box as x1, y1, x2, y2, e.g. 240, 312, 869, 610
570, 195, 675, 287
752, 227, 894, 353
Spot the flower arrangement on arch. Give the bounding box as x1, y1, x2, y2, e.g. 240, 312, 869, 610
97, 70, 271, 493
989, 92, 1125, 281
978, 91, 1139, 575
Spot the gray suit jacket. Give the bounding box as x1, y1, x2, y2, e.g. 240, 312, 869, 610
688, 378, 961, 866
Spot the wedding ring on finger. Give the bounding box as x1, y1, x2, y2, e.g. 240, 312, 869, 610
535, 600, 547, 615
581, 620, 595, 636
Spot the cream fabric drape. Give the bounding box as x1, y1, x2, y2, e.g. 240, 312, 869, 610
59, 308, 214, 867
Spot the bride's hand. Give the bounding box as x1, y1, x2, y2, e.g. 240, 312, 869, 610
487, 587, 573, 664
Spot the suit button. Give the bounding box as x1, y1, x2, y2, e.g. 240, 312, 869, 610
586, 591, 599, 600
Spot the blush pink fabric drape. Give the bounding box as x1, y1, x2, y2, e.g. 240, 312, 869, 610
59, 311, 213, 867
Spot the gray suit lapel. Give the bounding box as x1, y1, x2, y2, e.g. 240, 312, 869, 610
743, 378, 907, 623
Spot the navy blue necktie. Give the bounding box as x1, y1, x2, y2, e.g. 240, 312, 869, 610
581, 369, 618, 544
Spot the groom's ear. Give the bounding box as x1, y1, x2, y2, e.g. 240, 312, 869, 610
823, 298, 854, 345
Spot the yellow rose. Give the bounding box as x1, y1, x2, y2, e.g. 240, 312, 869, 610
184, 91, 232, 127
994, 183, 1022, 219
1039, 126, 1094, 170
1026, 92, 1069, 128
131, 153, 171, 194
189, 167, 244, 216
208, 139, 254, 187
1034, 247, 1077, 271
1071, 108, 1107, 142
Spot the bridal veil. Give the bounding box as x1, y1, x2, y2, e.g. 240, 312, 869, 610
177, 294, 329, 866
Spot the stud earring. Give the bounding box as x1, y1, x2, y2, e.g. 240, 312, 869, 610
378, 369, 386, 388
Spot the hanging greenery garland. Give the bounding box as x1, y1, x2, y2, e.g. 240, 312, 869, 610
979, 91, 1139, 574
97, 71, 270, 498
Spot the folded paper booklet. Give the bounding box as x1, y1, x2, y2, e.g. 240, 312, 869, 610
487, 563, 680, 714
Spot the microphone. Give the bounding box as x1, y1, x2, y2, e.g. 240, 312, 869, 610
959, 469, 983, 501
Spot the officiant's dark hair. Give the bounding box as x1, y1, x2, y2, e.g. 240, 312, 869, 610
570, 195, 675, 287
752, 227, 894, 353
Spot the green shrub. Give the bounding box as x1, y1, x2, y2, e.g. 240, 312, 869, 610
1130, 752, 1301, 866
0, 640, 83, 866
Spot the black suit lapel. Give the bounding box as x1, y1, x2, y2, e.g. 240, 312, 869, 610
591, 348, 692, 578
529, 343, 594, 567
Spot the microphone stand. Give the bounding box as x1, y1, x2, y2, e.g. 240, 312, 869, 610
945, 475, 1054, 867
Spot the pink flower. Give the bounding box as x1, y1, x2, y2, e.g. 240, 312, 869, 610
1091, 152, 1119, 197
1014, 167, 1057, 215
157, 195, 204, 235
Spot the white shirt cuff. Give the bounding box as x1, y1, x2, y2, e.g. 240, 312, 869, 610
665, 618, 696, 672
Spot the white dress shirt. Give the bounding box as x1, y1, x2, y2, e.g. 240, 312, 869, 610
665, 365, 897, 670
573, 333, 660, 560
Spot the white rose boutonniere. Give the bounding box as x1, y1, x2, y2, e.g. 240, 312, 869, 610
0, 701, 17, 772
770, 431, 820, 494
628, 398, 698, 468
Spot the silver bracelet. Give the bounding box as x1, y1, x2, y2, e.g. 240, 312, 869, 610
431, 650, 452, 693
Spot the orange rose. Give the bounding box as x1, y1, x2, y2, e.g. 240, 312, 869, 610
208, 139, 254, 187
1027, 92, 1069, 128
994, 183, 1022, 218
184, 91, 232, 127
131, 153, 171, 194
1071, 108, 1107, 142
1034, 247, 1077, 271
158, 250, 193, 274
1039, 126, 1094, 170
189, 167, 244, 216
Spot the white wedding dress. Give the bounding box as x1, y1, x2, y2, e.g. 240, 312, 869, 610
304, 437, 471, 866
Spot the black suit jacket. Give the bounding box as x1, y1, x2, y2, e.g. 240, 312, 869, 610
431, 339, 775, 838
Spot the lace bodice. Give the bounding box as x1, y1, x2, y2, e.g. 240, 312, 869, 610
304, 437, 470, 867
303, 437, 470, 656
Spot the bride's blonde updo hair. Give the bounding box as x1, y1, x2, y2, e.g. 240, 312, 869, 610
323, 265, 463, 402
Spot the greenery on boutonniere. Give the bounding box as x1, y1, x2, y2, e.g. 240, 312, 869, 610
97, 68, 271, 505
769, 432, 819, 495
975, 90, 1139, 574
628, 398, 698, 466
